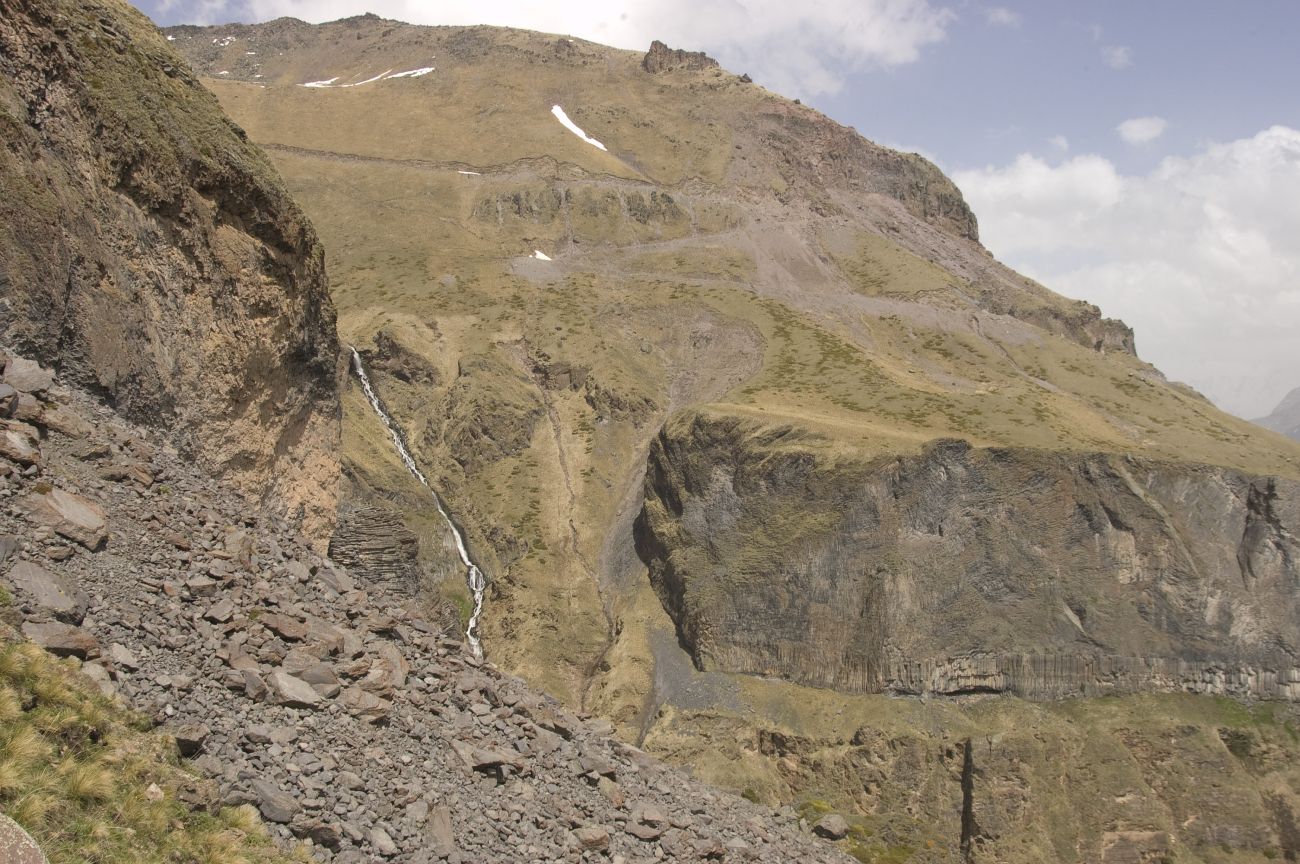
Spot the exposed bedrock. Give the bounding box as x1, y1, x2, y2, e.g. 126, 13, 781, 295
0, 0, 341, 538
635, 412, 1300, 699
327, 504, 420, 592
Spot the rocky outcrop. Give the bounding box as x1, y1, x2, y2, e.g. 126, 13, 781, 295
0, 0, 340, 538
438, 353, 544, 473
358, 329, 439, 386
641, 40, 720, 74
753, 103, 980, 241
326, 504, 419, 590
637, 413, 1300, 698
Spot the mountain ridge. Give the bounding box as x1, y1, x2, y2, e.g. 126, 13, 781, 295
1256, 385, 1300, 441
1, 7, 1294, 862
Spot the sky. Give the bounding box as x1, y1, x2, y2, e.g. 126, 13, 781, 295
140, 0, 1300, 419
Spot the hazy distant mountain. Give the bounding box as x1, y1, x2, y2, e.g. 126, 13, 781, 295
1256, 386, 1300, 440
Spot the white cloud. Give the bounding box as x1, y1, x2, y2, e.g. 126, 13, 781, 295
1101, 44, 1132, 69
954, 126, 1300, 418
984, 6, 1020, 27
1117, 115, 1167, 145
193, 0, 954, 99
1049, 134, 1069, 152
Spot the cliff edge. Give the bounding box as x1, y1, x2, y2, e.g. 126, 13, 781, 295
0, 0, 341, 537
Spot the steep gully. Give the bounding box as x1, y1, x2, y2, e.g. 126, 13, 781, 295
349, 347, 487, 655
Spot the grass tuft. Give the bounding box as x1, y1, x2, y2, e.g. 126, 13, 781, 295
0, 640, 302, 863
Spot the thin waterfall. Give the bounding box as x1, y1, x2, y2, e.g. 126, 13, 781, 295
349, 346, 486, 656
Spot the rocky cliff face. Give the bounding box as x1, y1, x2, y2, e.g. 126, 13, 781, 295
638, 412, 1300, 699
0, 0, 340, 538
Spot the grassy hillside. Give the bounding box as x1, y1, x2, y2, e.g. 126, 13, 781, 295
168, 12, 1300, 738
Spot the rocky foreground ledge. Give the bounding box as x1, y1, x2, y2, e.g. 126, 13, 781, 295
0, 350, 852, 864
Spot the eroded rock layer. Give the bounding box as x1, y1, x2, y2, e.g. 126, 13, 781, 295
637, 413, 1300, 698
0, 0, 340, 537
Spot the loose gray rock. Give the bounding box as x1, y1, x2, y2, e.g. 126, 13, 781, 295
267, 671, 322, 708
21, 488, 108, 549
3, 356, 54, 393
250, 778, 300, 823
21, 621, 100, 659
6, 559, 88, 622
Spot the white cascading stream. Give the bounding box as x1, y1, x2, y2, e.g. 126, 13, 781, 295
349, 347, 486, 656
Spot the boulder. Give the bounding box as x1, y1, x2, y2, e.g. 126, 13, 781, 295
3, 357, 54, 393
572, 825, 609, 851
341, 685, 389, 724
370, 826, 398, 857
813, 814, 850, 840
0, 813, 47, 864
170, 722, 211, 757
108, 642, 139, 670
203, 599, 235, 623
5, 560, 88, 622
0, 425, 40, 466
450, 739, 524, 773
267, 671, 322, 709
0, 383, 16, 418
41, 406, 93, 439
249, 778, 300, 823
21, 488, 107, 549
21, 621, 100, 659
297, 662, 342, 698
261, 613, 308, 642
427, 806, 456, 859
359, 641, 409, 695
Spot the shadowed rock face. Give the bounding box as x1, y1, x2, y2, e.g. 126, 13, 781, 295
0, 0, 340, 537
637, 414, 1300, 699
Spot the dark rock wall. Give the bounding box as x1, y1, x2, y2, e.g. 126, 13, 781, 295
637, 413, 1300, 698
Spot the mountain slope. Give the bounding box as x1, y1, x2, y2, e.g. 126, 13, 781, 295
0, 0, 341, 538
163, 17, 1300, 863
1256, 386, 1300, 441
166, 13, 1300, 700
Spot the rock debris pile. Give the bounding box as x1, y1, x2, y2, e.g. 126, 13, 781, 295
0, 349, 850, 864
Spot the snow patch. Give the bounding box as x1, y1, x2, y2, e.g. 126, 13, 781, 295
532, 250, 552, 261
166, 34, 175, 41
212, 35, 236, 47
386, 67, 435, 79
217, 70, 230, 76
551, 105, 607, 152
343, 69, 393, 87
457, 170, 481, 176
298, 67, 434, 88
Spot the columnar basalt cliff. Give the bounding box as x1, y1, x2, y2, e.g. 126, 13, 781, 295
0, 0, 341, 537
637, 413, 1300, 699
